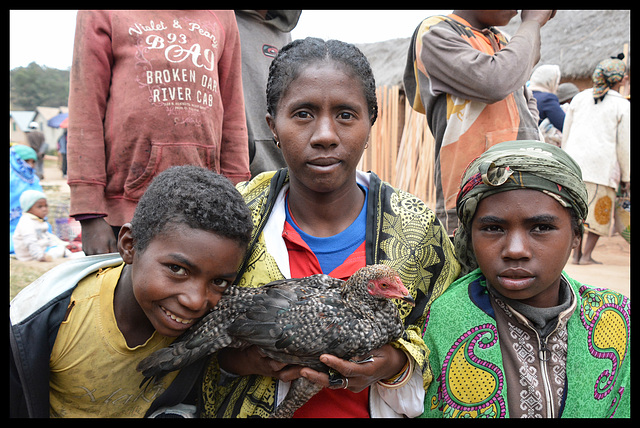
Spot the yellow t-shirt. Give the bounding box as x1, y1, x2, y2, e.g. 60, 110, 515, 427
49, 263, 178, 417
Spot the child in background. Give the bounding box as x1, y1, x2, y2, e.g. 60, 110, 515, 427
421, 140, 630, 418
10, 165, 253, 418
12, 190, 75, 261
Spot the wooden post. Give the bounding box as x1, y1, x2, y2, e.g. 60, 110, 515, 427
359, 85, 436, 207
619, 43, 629, 97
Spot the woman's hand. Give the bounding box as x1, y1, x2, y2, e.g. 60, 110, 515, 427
299, 344, 407, 392
219, 344, 408, 391
620, 181, 630, 197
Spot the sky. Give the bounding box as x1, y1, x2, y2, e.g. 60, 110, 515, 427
9, 10, 451, 70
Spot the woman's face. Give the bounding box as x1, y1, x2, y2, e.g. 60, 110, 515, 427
266, 61, 372, 195
471, 189, 580, 307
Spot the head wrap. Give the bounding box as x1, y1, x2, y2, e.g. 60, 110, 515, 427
10, 146, 39, 185
11, 144, 37, 162
20, 189, 47, 213
592, 55, 626, 103
454, 140, 588, 276
528, 64, 561, 94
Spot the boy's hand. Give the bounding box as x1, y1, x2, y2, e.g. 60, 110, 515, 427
217, 346, 305, 382
80, 217, 118, 255
521, 10, 556, 27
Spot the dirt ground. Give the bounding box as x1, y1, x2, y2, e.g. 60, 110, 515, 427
562, 235, 629, 297
10, 157, 631, 300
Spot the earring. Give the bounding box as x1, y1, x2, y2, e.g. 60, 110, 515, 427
274, 137, 280, 148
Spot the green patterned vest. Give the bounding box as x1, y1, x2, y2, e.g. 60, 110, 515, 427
422, 269, 630, 418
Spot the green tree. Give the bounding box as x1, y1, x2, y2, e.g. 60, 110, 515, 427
10, 62, 70, 110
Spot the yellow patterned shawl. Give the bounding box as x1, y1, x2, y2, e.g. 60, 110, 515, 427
200, 169, 460, 417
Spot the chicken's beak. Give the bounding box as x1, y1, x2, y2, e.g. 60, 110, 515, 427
399, 293, 415, 307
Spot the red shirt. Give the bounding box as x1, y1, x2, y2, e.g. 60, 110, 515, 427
282, 220, 370, 418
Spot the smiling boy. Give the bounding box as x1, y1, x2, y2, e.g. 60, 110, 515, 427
421, 140, 630, 418
10, 166, 253, 418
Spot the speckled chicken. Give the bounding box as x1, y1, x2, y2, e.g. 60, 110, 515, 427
137, 264, 414, 417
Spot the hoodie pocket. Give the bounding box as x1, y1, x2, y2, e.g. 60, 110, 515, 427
123, 142, 217, 200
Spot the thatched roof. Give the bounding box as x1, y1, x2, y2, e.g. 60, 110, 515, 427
357, 10, 630, 87
356, 37, 411, 87
501, 10, 630, 79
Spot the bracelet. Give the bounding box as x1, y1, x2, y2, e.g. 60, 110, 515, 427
376, 349, 414, 389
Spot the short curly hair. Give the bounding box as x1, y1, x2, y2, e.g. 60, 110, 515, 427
266, 37, 378, 125
130, 166, 253, 253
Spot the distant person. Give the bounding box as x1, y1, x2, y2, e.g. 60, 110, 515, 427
529, 64, 565, 130
12, 190, 76, 262
404, 10, 555, 233
538, 81, 579, 146
57, 129, 67, 178
67, 10, 250, 256
234, 10, 302, 178
10, 166, 253, 417
10, 144, 43, 254
562, 55, 630, 264
26, 121, 47, 179
557, 82, 579, 105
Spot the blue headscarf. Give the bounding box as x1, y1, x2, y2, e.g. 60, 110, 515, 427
10, 145, 43, 253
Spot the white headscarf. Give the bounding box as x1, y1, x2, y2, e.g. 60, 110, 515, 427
529, 64, 561, 94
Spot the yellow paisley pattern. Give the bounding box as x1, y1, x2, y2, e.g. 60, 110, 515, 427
592, 309, 627, 369
448, 345, 497, 404
579, 286, 630, 401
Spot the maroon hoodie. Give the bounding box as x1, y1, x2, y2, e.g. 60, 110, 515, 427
68, 10, 249, 226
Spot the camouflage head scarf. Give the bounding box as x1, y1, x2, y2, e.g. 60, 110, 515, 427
592, 56, 626, 103
453, 140, 588, 276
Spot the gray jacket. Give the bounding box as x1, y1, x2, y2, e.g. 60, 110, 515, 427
234, 10, 302, 178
